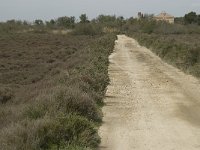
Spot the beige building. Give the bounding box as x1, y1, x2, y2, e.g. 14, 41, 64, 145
154, 12, 174, 24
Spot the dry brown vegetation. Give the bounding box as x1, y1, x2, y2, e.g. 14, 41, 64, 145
0, 29, 115, 149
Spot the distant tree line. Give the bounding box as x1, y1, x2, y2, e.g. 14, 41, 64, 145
1, 11, 200, 34
2, 11, 200, 28
184, 12, 200, 25
175, 11, 200, 25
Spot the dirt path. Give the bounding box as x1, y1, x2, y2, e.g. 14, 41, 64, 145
99, 35, 200, 150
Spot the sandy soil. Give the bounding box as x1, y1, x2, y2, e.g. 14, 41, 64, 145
99, 35, 200, 150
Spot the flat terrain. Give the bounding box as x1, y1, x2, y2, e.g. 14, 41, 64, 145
99, 35, 200, 150
0, 33, 93, 128
0, 32, 116, 149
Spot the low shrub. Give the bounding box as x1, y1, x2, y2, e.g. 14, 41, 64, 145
72, 23, 103, 35
50, 86, 102, 122
24, 104, 47, 120
38, 114, 100, 149
1, 114, 99, 150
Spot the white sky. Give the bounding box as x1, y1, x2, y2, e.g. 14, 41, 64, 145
0, 0, 200, 21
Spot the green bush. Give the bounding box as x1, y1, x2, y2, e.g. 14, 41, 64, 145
38, 114, 100, 149
24, 104, 47, 120
1, 114, 99, 150
72, 23, 102, 35
52, 86, 102, 122
141, 21, 157, 34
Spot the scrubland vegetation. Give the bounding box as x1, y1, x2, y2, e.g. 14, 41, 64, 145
0, 11, 200, 149
0, 16, 115, 149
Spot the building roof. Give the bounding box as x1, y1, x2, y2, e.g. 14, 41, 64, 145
154, 12, 174, 18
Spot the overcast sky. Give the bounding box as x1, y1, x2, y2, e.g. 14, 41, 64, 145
0, 0, 200, 21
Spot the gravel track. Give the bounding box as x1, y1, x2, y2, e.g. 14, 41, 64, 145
99, 35, 200, 150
